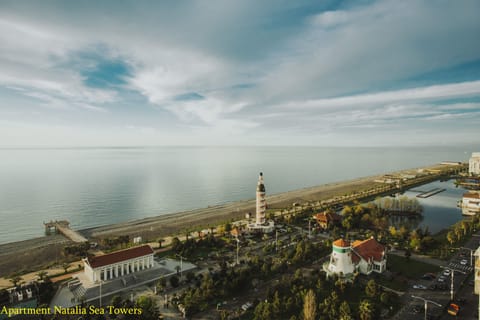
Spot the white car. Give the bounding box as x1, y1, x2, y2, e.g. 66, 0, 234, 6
460, 259, 468, 265
413, 284, 427, 290
443, 270, 451, 277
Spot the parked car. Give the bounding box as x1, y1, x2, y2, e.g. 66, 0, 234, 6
443, 270, 451, 277
460, 259, 468, 265
413, 284, 427, 290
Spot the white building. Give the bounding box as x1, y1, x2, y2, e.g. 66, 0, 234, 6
470, 152, 480, 175
82, 245, 155, 283
248, 172, 275, 233
475, 247, 480, 295
324, 237, 387, 280
461, 191, 480, 216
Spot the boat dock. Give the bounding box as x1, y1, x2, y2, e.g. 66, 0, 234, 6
44, 220, 88, 243
415, 188, 446, 198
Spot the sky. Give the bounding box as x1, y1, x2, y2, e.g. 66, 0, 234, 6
0, 0, 480, 147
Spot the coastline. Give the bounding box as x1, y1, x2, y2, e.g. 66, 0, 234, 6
0, 162, 463, 277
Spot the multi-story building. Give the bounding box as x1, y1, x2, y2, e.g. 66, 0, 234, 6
470, 152, 480, 175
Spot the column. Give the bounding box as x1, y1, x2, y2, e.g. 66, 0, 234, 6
114, 265, 118, 278
103, 268, 107, 281
121, 264, 124, 276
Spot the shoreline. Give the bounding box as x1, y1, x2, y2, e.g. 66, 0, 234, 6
0, 163, 465, 276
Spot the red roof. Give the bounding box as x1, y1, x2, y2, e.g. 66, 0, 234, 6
333, 239, 350, 247
352, 238, 385, 262
313, 211, 342, 223
86, 245, 154, 268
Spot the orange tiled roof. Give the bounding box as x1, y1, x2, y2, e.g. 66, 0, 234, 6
333, 239, 350, 247
313, 211, 342, 223
352, 238, 385, 262
86, 245, 154, 268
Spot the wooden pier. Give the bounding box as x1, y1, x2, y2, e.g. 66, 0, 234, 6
44, 220, 88, 243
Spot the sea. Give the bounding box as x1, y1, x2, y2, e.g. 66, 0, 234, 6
0, 146, 476, 245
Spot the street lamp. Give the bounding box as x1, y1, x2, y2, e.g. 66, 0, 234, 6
235, 236, 240, 265
175, 254, 185, 278
460, 247, 475, 266
411, 295, 442, 320
440, 266, 466, 301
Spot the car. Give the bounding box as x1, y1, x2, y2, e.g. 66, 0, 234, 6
447, 303, 460, 316
460, 259, 468, 265
443, 270, 451, 277
413, 284, 427, 289
412, 305, 422, 314
438, 276, 446, 283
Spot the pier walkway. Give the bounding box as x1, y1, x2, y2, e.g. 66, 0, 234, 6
415, 188, 446, 198
44, 220, 88, 243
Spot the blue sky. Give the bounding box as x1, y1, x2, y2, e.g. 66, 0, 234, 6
0, 0, 479, 147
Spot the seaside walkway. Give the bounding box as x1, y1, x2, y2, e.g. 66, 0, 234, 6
44, 220, 88, 243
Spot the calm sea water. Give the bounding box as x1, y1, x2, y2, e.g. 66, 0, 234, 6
0, 146, 475, 244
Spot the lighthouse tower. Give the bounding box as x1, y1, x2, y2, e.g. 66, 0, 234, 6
327, 239, 355, 276
256, 172, 266, 225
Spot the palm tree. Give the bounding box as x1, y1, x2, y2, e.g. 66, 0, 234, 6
158, 238, 165, 249
302, 289, 317, 320
358, 300, 374, 320
36, 271, 48, 281
9, 275, 23, 287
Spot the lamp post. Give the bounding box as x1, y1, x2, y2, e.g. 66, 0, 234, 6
411, 295, 442, 320
175, 254, 185, 278
440, 266, 466, 301
235, 236, 240, 265
460, 247, 474, 266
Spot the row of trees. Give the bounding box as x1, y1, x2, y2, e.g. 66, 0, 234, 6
446, 215, 480, 245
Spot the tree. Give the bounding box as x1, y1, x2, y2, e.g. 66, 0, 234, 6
62, 262, 70, 273
169, 275, 180, 288
302, 289, 317, 320
135, 296, 159, 320
339, 301, 353, 320
358, 300, 374, 320
9, 275, 22, 287
36, 271, 48, 281
365, 279, 377, 298
158, 238, 164, 248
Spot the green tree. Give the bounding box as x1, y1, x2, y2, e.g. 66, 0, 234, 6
358, 300, 374, 320
36, 271, 48, 281
62, 262, 70, 273
339, 301, 353, 320
365, 279, 377, 298
169, 275, 179, 288
302, 289, 317, 320
135, 296, 159, 320
9, 275, 22, 287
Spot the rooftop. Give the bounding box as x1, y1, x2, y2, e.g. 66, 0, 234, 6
333, 239, 350, 247
352, 238, 385, 262
85, 245, 154, 269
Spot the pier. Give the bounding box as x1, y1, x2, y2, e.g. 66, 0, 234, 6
44, 220, 88, 243
415, 188, 446, 198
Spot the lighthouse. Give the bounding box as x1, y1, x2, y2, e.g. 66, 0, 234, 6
256, 172, 266, 225
248, 172, 274, 233
327, 239, 355, 276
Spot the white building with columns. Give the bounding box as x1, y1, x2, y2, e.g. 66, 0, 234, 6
82, 245, 155, 283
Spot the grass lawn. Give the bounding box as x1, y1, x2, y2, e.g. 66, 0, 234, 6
386, 254, 440, 279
